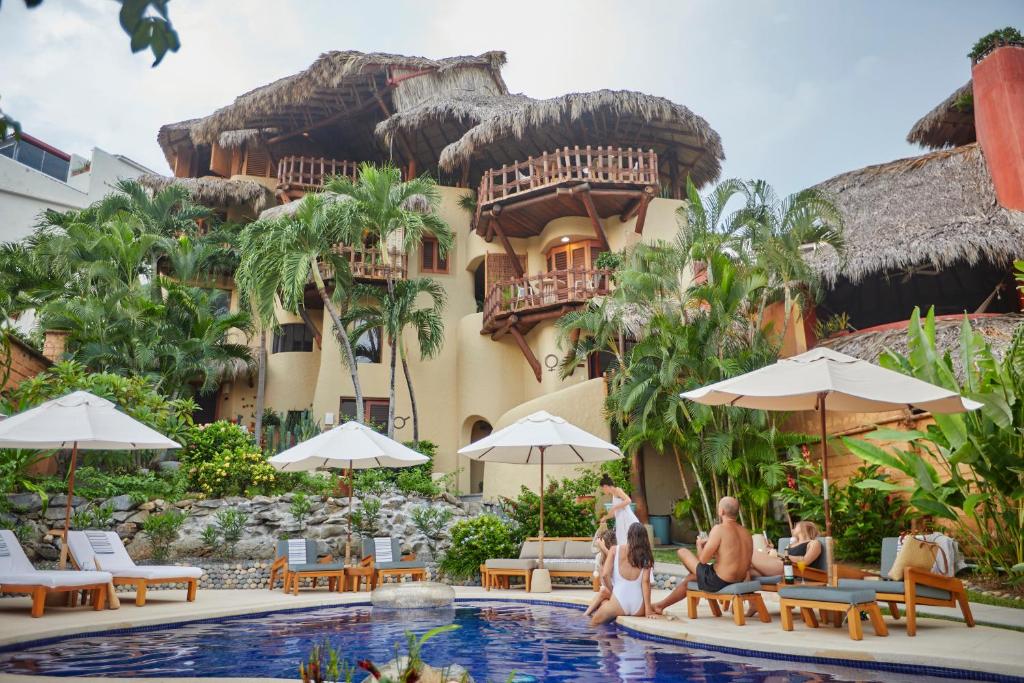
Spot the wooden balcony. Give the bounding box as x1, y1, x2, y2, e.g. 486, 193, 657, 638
475, 147, 659, 239
277, 155, 359, 199
317, 245, 407, 283
482, 268, 613, 335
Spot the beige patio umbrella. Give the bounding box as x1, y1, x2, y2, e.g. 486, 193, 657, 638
457, 410, 623, 593
681, 346, 981, 540
268, 421, 429, 563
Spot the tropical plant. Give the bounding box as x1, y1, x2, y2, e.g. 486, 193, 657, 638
142, 509, 187, 562
843, 307, 1024, 573
71, 503, 115, 530
410, 505, 453, 560
34, 466, 187, 504
501, 482, 598, 542
0, 449, 51, 512
969, 26, 1023, 61
348, 497, 383, 537
439, 514, 517, 580
290, 492, 313, 527
214, 508, 248, 558
200, 524, 220, 556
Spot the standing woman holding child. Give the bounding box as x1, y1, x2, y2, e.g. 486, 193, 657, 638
589, 522, 655, 625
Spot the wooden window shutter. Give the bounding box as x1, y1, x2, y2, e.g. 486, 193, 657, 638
244, 146, 271, 177
209, 143, 230, 177
553, 250, 568, 271
422, 239, 435, 271
571, 246, 586, 269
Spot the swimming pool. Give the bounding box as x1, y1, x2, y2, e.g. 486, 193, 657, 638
0, 600, 978, 681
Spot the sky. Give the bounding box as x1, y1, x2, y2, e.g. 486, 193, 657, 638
0, 0, 1020, 196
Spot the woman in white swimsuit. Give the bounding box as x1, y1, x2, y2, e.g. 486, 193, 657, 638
590, 522, 654, 625
598, 475, 640, 547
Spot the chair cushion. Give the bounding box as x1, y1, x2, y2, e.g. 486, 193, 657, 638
563, 541, 594, 559
779, 586, 876, 604
67, 531, 136, 571
110, 565, 204, 580
519, 541, 565, 559
837, 578, 952, 601
757, 575, 783, 585
375, 560, 426, 571
0, 570, 112, 588
289, 562, 345, 573
687, 580, 762, 595
545, 559, 597, 572
486, 558, 537, 570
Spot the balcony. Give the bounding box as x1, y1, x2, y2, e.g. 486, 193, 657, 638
318, 245, 407, 283
482, 268, 613, 334
277, 155, 360, 199
475, 147, 659, 239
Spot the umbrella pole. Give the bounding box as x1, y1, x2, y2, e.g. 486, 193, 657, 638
59, 442, 79, 569
817, 393, 836, 586
346, 460, 353, 566
538, 447, 545, 569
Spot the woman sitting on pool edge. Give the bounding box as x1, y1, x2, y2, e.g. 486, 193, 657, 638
749, 520, 822, 579
589, 522, 654, 626
583, 527, 618, 618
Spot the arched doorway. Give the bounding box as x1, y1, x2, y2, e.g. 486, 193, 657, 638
469, 420, 492, 494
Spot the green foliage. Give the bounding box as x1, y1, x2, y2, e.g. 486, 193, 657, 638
439, 514, 517, 580
594, 250, 625, 271
558, 461, 632, 501
0, 449, 50, 512
72, 503, 115, 530
35, 466, 187, 504
775, 451, 904, 562
179, 421, 277, 498
500, 481, 597, 542
395, 468, 439, 497
349, 498, 383, 537
200, 525, 219, 555
214, 508, 247, 558
290, 492, 313, 526
117, 0, 180, 66
142, 509, 186, 562
843, 307, 1024, 572
285, 471, 338, 497
298, 626, 463, 683
813, 312, 851, 340
410, 505, 453, 559
352, 440, 438, 496
969, 26, 1023, 61
353, 468, 395, 497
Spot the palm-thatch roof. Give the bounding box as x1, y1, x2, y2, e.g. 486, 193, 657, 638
218, 128, 278, 149
820, 313, 1022, 381
807, 143, 1024, 286
139, 174, 275, 211
156, 118, 200, 168
376, 89, 723, 187
906, 80, 975, 150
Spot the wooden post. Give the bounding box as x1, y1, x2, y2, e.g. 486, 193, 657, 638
509, 327, 542, 382
491, 211, 525, 277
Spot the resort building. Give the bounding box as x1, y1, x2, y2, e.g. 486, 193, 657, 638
0, 133, 154, 243
147, 51, 724, 503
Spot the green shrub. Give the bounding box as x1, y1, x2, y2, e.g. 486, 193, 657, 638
142, 510, 187, 562
351, 440, 438, 497
349, 498, 383, 537
37, 466, 187, 504
500, 481, 598, 543
411, 505, 453, 559
969, 26, 1023, 61
395, 468, 438, 497
72, 503, 114, 529
354, 468, 395, 497
439, 514, 517, 580
214, 508, 247, 558
200, 525, 219, 555
290, 492, 313, 526
179, 420, 254, 468
287, 472, 338, 497
559, 460, 631, 501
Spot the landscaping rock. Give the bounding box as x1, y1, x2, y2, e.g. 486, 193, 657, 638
6, 492, 43, 512
126, 510, 150, 524
195, 499, 223, 509
361, 660, 472, 683
372, 581, 455, 609
50, 494, 86, 508
104, 494, 135, 511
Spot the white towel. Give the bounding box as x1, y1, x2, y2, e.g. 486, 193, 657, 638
86, 531, 115, 555
0, 536, 8, 557
374, 537, 393, 563
287, 539, 307, 565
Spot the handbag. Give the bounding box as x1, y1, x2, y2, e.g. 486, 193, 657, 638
888, 533, 949, 580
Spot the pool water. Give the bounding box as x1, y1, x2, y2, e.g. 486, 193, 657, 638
0, 601, 965, 681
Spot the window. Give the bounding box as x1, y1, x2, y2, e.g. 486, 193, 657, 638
339, 397, 390, 428
353, 324, 382, 364
0, 135, 70, 181
421, 237, 449, 274
272, 323, 314, 353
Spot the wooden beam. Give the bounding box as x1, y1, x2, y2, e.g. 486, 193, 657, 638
265, 96, 383, 146
634, 189, 653, 235
490, 211, 525, 277
578, 187, 610, 251
619, 196, 642, 222
490, 315, 519, 340
509, 327, 542, 382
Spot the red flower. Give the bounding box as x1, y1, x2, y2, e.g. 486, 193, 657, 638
358, 660, 381, 679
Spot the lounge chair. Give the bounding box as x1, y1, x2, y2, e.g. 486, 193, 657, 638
0, 530, 110, 617
269, 539, 346, 595
837, 537, 974, 636
756, 536, 831, 590
67, 530, 203, 606
685, 579, 770, 626
362, 537, 426, 587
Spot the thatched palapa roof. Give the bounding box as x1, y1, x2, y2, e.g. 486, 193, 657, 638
820, 313, 1023, 381
807, 143, 1024, 285
139, 174, 275, 211
906, 80, 975, 150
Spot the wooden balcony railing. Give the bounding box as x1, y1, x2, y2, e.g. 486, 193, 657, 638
477, 146, 658, 210
482, 268, 614, 329
318, 245, 407, 282
278, 155, 360, 191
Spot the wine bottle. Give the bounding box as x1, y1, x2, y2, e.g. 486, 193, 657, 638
782, 554, 795, 585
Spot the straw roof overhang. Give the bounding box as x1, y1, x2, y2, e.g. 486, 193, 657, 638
820, 313, 1023, 381
156, 118, 200, 168
376, 90, 724, 187
807, 143, 1024, 286
139, 174, 274, 211
906, 80, 975, 149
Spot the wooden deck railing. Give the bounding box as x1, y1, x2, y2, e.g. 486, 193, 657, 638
482, 268, 614, 328
278, 155, 360, 190
477, 147, 658, 209
318, 245, 407, 282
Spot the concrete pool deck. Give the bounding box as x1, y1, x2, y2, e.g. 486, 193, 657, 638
0, 586, 1021, 682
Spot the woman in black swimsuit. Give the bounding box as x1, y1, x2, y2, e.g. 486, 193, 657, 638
750, 520, 822, 578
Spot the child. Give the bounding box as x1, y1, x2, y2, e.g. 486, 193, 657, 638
583, 527, 618, 617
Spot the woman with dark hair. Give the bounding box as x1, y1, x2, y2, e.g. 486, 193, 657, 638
590, 522, 654, 625
598, 474, 640, 547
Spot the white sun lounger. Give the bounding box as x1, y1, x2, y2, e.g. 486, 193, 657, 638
67, 530, 203, 606
0, 530, 111, 617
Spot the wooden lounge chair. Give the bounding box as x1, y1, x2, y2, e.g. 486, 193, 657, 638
67, 530, 202, 606
362, 537, 426, 587
269, 539, 346, 595
0, 530, 110, 617
756, 536, 831, 591
837, 537, 974, 636
778, 586, 888, 641
685, 579, 770, 626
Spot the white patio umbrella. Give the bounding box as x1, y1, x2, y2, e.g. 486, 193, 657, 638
0, 390, 181, 569
681, 346, 981, 539
268, 420, 429, 563
457, 410, 623, 593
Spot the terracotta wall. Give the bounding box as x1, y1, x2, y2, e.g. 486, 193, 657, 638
2, 337, 51, 393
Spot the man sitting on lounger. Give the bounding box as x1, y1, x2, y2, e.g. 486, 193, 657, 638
651, 496, 752, 616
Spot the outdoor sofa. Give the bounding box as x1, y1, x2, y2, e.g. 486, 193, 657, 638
0, 530, 110, 617
67, 530, 203, 606
485, 537, 599, 591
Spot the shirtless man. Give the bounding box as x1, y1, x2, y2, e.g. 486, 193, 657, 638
651, 496, 752, 616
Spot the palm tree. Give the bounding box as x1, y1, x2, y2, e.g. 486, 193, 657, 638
236, 193, 367, 422
347, 277, 447, 441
